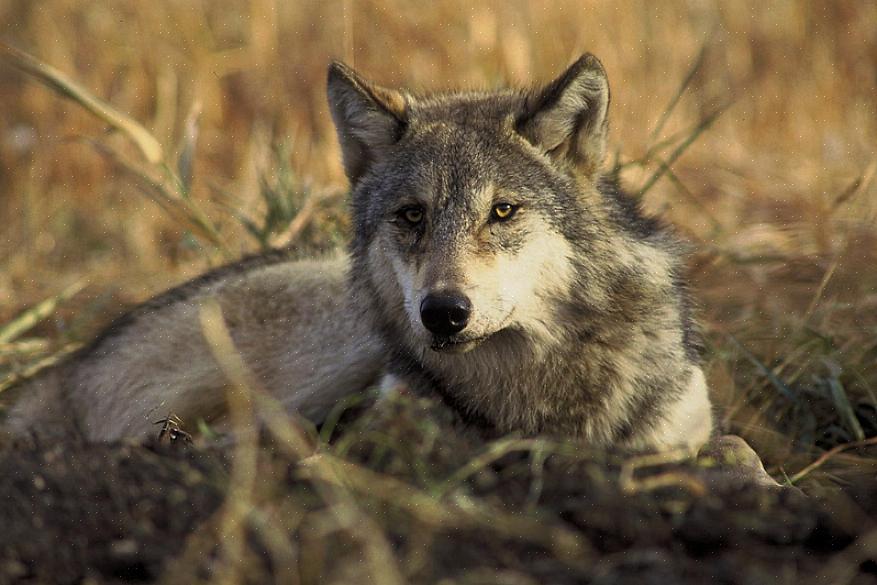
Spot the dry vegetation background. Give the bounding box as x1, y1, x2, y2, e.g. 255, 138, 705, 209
1, 0, 877, 482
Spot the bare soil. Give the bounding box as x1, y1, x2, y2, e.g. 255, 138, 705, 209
1, 396, 875, 585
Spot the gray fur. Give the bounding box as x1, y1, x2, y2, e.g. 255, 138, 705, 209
4, 54, 712, 450
5, 251, 385, 441
336, 53, 712, 449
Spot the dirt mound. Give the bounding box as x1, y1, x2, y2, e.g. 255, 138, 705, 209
1, 396, 874, 584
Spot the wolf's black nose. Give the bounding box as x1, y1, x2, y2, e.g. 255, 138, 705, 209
420, 292, 471, 336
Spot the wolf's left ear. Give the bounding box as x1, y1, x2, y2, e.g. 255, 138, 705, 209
327, 61, 408, 185
516, 54, 609, 178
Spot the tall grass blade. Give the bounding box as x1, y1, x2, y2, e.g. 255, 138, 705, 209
0, 42, 164, 164
0, 343, 81, 395
637, 100, 732, 197
177, 100, 202, 196
647, 44, 707, 146
87, 140, 231, 258
727, 335, 796, 400
198, 299, 259, 585
824, 360, 866, 442
0, 280, 85, 344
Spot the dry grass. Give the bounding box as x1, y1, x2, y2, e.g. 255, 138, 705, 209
0, 0, 875, 499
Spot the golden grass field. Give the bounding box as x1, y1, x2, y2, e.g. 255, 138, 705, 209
1, 0, 876, 483
1, 3, 877, 583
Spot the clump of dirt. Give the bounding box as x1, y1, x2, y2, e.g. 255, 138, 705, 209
1, 394, 875, 584
0, 439, 228, 583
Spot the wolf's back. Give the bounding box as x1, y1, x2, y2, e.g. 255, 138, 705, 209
3, 366, 80, 441
3, 252, 386, 442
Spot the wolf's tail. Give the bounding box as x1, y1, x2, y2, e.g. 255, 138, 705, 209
2, 367, 81, 441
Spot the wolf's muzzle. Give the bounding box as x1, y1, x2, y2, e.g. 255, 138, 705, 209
420, 292, 471, 336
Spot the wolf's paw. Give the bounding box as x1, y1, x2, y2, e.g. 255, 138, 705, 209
696, 434, 792, 490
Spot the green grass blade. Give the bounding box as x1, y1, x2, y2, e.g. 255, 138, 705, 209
176, 100, 202, 196
824, 365, 866, 441
0, 280, 85, 344
727, 335, 796, 400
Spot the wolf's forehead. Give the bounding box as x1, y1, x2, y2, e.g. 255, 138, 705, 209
390, 124, 539, 203
370, 92, 553, 209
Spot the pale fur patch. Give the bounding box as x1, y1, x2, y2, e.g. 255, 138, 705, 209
390, 256, 421, 329
467, 220, 576, 348
631, 367, 713, 451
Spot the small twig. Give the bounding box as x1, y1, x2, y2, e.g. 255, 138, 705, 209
801, 258, 839, 324
526, 441, 550, 511
618, 447, 702, 495
833, 156, 876, 209
621, 471, 707, 496
0, 338, 50, 357
789, 435, 877, 484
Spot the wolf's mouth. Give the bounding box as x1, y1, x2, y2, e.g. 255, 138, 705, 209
429, 310, 514, 353
430, 335, 487, 353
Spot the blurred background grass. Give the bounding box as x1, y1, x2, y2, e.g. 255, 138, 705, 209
1, 0, 876, 483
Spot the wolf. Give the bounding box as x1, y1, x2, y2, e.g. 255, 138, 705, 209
3, 54, 713, 450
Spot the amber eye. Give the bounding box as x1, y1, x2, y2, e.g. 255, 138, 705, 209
491, 203, 517, 221
400, 206, 424, 225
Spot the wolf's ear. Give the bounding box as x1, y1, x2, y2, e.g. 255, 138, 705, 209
516, 54, 609, 178
327, 61, 408, 184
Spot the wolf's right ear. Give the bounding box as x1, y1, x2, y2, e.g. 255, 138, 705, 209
516, 54, 609, 178
327, 62, 408, 184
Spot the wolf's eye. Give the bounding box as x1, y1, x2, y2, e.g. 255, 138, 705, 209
491, 203, 517, 221
398, 206, 424, 225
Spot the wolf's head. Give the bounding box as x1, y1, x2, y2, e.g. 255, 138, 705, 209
329, 55, 617, 356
